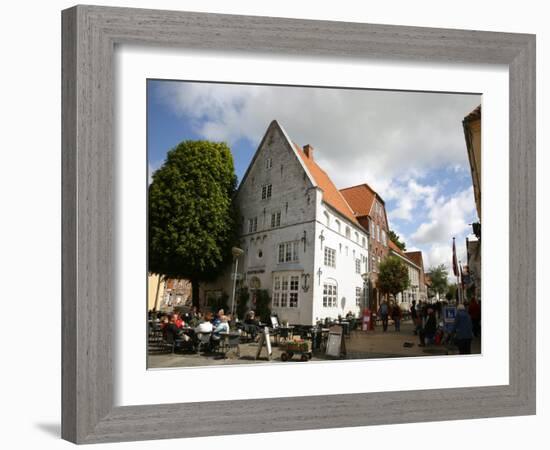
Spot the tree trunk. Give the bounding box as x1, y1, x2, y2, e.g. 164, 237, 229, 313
191, 278, 200, 309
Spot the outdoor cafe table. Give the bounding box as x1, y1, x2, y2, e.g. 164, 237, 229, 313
218, 331, 241, 357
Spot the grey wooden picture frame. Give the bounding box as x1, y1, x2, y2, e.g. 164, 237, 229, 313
62, 4, 536, 444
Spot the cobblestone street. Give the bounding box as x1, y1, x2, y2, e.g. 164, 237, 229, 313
148, 320, 481, 369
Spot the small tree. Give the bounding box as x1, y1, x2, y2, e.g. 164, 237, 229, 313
148, 140, 240, 308
428, 264, 449, 298
388, 229, 406, 251
446, 283, 458, 302
378, 256, 410, 301
254, 289, 272, 323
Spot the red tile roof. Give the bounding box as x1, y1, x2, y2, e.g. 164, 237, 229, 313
404, 251, 424, 269
294, 143, 359, 224
339, 184, 378, 218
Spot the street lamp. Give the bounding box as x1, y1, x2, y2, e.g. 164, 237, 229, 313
230, 246, 244, 318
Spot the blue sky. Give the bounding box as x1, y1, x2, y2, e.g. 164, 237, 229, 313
148, 79, 480, 273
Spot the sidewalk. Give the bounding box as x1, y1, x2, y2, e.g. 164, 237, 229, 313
148, 320, 481, 369
344, 320, 481, 359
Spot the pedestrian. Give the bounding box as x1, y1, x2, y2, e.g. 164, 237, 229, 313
419, 308, 437, 346
468, 297, 481, 338
410, 300, 419, 335
391, 303, 402, 332
378, 300, 389, 332
452, 304, 474, 354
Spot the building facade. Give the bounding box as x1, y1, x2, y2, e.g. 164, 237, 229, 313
388, 241, 427, 305
340, 184, 390, 311
204, 121, 370, 325
463, 105, 482, 302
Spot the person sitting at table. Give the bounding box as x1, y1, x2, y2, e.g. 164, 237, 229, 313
244, 310, 259, 340
211, 308, 224, 327
195, 312, 214, 334
212, 315, 229, 339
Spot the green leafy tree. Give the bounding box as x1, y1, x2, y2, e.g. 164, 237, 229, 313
388, 229, 406, 251
148, 140, 240, 308
378, 256, 410, 300
445, 283, 458, 301
428, 264, 449, 298
254, 289, 272, 323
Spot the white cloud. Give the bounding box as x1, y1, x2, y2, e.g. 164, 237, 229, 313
387, 178, 438, 221
411, 187, 475, 246
153, 81, 480, 269
154, 81, 480, 193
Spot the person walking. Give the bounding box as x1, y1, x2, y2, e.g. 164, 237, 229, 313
378, 300, 389, 332
468, 297, 481, 338
419, 308, 437, 346
391, 302, 402, 332
453, 304, 474, 354
410, 300, 419, 335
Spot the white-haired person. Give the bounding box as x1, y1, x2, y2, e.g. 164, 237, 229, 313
452, 304, 474, 354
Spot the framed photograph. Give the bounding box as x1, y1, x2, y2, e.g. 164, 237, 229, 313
62, 5, 535, 444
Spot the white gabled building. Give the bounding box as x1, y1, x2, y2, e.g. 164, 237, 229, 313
203, 120, 370, 325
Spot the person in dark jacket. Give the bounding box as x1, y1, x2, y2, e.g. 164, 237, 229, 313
468, 298, 481, 338
452, 304, 474, 354
378, 300, 389, 332
419, 308, 437, 346
391, 303, 402, 332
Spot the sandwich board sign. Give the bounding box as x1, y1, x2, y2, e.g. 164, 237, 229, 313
255, 327, 272, 360
325, 325, 345, 357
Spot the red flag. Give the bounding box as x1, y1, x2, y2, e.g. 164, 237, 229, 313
452, 238, 459, 277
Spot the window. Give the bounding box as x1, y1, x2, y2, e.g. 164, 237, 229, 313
355, 232, 359, 243
324, 247, 336, 267
278, 241, 299, 263
270, 211, 281, 228
371, 256, 376, 272
371, 221, 375, 237
355, 258, 361, 274
323, 283, 338, 307
248, 217, 257, 233
356, 287, 362, 306
345, 226, 351, 239
324, 211, 330, 227
382, 230, 387, 246
289, 276, 299, 308
261, 184, 272, 199
362, 237, 366, 247
273, 275, 299, 308
265, 158, 272, 170
376, 224, 380, 242
335, 220, 341, 233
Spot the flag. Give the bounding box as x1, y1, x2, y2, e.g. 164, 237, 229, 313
452, 237, 459, 277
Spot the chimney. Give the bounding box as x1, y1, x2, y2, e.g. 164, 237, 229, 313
303, 144, 314, 159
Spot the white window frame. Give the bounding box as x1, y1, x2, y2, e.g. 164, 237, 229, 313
355, 258, 361, 274
323, 283, 338, 308
261, 184, 272, 200
271, 211, 281, 228
278, 241, 299, 263
273, 274, 299, 308
356, 287, 363, 306
324, 247, 336, 267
